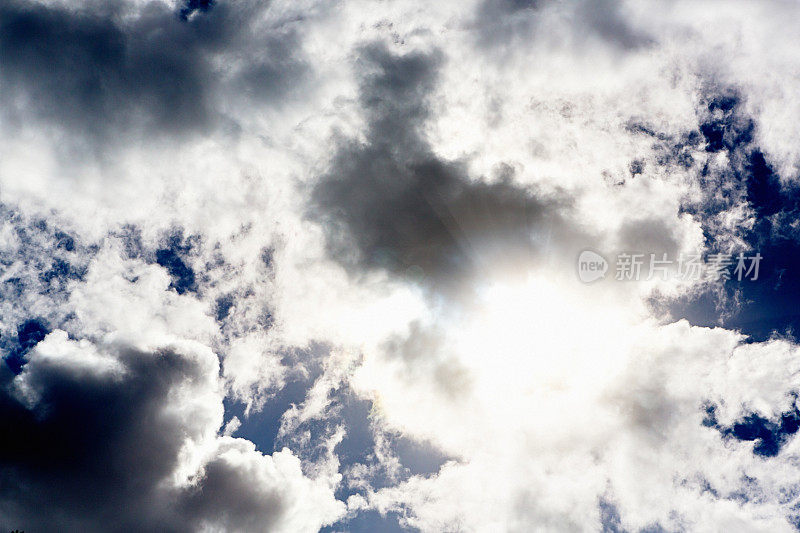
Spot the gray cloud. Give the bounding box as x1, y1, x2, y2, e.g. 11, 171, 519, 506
0, 343, 198, 532
0, 0, 306, 148
381, 322, 472, 400
7, 1, 799, 531
0, 339, 330, 532
472, 0, 652, 53
617, 216, 681, 258
178, 454, 285, 532
311, 43, 584, 295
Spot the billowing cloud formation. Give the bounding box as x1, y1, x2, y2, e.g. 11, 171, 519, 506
0, 0, 305, 146
4, 0, 800, 531
0, 332, 343, 532
311, 43, 586, 293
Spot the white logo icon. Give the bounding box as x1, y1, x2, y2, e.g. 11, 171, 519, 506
577, 250, 608, 283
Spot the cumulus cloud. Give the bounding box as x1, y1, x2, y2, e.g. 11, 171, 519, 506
0, 0, 306, 147
0, 331, 343, 532
4, 0, 800, 531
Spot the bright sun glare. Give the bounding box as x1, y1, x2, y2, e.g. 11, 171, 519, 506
452, 274, 637, 421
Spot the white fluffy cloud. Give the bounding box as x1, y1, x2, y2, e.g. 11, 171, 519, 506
3, 0, 800, 531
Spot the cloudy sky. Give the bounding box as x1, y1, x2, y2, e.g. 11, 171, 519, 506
3, 0, 800, 531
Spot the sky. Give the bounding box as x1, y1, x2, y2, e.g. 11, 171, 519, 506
3, 0, 800, 531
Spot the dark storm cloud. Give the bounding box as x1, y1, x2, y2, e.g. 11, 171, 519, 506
0, 340, 301, 532
0, 210, 331, 531
178, 454, 286, 532
0, 343, 193, 532
311, 43, 584, 293
0, 0, 306, 146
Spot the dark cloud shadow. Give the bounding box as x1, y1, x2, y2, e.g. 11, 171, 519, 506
0, 0, 307, 153
310, 42, 587, 299
0, 339, 317, 532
